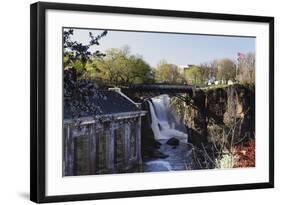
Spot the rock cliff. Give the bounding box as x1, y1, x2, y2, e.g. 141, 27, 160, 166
185, 84, 255, 146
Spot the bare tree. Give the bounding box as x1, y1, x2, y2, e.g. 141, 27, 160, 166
237, 52, 255, 84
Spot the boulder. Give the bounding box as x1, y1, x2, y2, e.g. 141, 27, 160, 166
152, 150, 169, 159
166, 137, 179, 146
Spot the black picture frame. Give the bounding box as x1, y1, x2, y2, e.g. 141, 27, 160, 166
30, 1, 274, 203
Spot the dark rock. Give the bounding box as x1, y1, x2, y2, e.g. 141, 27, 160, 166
184, 90, 208, 146
142, 145, 169, 159
142, 146, 156, 157
153, 140, 162, 148
184, 85, 255, 146
141, 101, 164, 156
151, 150, 169, 159
166, 137, 179, 146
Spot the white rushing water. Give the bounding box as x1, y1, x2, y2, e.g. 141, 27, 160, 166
147, 95, 188, 143
145, 160, 172, 171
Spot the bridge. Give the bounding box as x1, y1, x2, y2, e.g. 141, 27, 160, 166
121, 83, 195, 103
122, 83, 193, 93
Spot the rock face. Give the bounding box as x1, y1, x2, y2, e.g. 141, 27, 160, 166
141, 100, 163, 157
140, 84, 255, 151
184, 90, 208, 145
185, 84, 255, 146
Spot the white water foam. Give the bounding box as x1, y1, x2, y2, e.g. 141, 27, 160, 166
147, 95, 188, 143
145, 160, 172, 171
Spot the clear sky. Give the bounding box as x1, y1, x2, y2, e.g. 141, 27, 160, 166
66, 28, 255, 68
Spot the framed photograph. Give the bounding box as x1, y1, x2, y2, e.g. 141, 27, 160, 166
30, 2, 274, 203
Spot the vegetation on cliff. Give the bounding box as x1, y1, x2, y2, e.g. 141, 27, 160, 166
169, 84, 255, 169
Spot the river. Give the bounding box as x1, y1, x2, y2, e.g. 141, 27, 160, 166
143, 95, 193, 172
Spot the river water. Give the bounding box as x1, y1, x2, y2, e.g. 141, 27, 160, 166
143, 139, 193, 172
143, 95, 193, 172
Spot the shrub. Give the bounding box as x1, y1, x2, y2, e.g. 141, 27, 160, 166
233, 139, 255, 167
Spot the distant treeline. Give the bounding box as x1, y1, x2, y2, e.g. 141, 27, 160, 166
63, 29, 255, 87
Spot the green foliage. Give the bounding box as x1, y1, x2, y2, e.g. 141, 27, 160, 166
184, 65, 204, 85
63, 28, 107, 78
86, 48, 153, 86
63, 28, 255, 87
155, 60, 181, 83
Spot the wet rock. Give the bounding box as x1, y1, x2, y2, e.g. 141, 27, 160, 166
141, 101, 162, 155
143, 147, 169, 159
151, 150, 169, 159
166, 137, 179, 146
153, 140, 162, 148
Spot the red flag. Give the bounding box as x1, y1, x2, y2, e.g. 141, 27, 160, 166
237, 52, 246, 61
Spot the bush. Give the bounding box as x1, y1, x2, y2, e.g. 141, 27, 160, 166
233, 139, 255, 167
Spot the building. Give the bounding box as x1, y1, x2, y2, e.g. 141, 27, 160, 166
177, 64, 195, 73
63, 89, 146, 176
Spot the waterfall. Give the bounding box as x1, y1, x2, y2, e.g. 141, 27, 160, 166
147, 100, 163, 139
147, 95, 188, 143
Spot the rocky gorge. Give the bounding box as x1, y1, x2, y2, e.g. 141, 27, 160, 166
140, 84, 255, 170
184, 84, 255, 146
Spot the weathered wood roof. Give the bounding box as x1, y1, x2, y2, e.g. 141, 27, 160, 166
64, 90, 143, 119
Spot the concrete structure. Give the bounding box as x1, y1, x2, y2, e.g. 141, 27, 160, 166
63, 90, 146, 176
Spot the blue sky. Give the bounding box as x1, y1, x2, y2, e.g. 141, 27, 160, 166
66, 28, 255, 68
